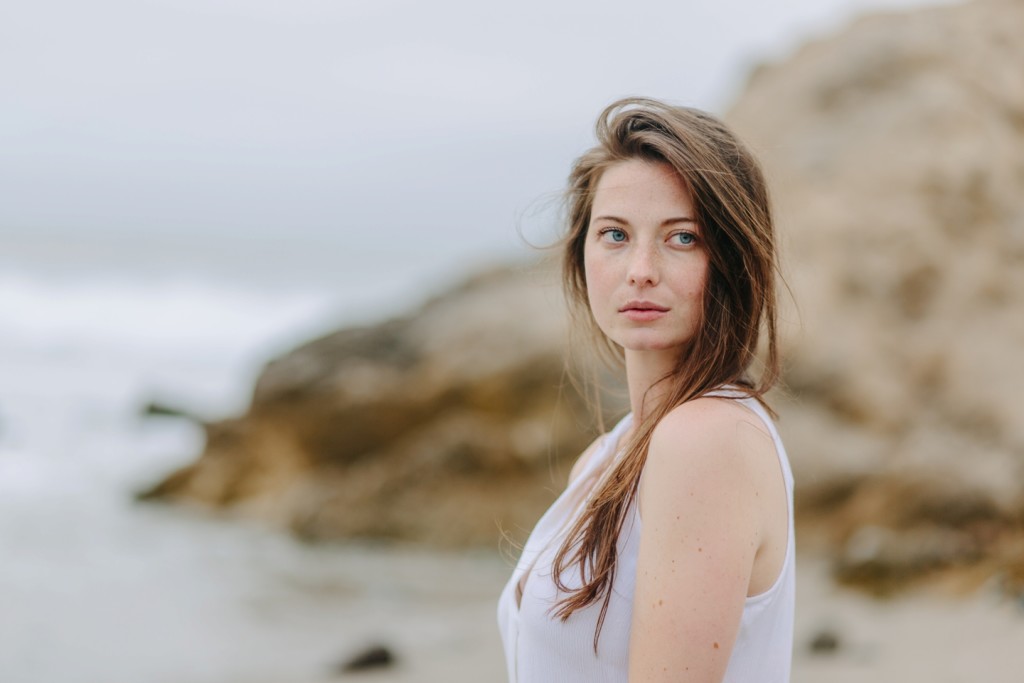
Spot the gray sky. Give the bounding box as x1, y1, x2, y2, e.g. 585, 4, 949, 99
1, 0, 953, 268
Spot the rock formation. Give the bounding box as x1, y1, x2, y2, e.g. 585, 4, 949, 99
727, 0, 1024, 592
139, 263, 627, 546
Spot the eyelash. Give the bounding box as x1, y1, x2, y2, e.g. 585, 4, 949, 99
598, 228, 627, 243
596, 228, 698, 246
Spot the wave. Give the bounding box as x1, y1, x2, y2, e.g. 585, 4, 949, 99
0, 270, 340, 361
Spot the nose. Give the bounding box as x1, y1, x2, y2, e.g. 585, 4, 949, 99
627, 243, 659, 288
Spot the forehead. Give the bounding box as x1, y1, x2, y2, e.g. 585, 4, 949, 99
591, 159, 694, 218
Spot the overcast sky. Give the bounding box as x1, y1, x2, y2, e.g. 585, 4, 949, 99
1, 0, 953, 269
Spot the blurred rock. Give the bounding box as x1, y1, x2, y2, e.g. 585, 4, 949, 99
833, 523, 984, 596
336, 644, 396, 674
140, 401, 197, 420
728, 0, 1024, 592
808, 628, 841, 655
137, 262, 626, 546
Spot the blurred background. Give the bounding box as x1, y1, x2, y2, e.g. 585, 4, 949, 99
3, 0, 1023, 681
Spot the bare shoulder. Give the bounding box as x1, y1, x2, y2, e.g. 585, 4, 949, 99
641, 397, 777, 517
651, 396, 772, 454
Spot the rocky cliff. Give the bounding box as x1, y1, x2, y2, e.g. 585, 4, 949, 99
728, 0, 1024, 592
142, 0, 1024, 592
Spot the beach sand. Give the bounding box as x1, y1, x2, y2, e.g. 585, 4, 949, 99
311, 550, 1024, 683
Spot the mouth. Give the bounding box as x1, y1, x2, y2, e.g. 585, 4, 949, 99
619, 301, 670, 313
619, 301, 670, 322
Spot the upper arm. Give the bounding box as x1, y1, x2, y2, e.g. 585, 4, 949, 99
628, 399, 770, 682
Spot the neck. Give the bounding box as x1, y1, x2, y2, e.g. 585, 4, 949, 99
623, 348, 679, 424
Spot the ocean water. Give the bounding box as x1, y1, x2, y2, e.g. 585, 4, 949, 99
0, 239, 515, 682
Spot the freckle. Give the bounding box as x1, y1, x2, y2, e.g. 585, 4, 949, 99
658, 599, 663, 606
713, 642, 720, 649
698, 547, 703, 552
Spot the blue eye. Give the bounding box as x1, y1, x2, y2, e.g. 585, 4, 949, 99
673, 232, 696, 246
600, 228, 627, 243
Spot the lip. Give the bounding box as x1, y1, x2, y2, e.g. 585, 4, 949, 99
619, 300, 670, 313
619, 300, 670, 322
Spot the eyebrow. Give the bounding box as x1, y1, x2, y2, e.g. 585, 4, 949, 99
592, 215, 697, 227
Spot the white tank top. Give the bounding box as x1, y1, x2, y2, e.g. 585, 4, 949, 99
497, 397, 795, 682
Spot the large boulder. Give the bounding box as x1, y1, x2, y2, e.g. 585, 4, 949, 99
728, 0, 1024, 592
140, 263, 627, 546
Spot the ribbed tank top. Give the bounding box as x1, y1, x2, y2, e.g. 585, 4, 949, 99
497, 396, 795, 682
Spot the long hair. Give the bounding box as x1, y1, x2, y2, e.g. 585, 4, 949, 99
552, 97, 781, 651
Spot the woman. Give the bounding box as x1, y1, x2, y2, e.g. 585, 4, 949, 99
497, 98, 794, 682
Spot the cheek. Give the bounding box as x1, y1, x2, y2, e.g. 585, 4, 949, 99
690, 268, 711, 321
689, 271, 708, 298
583, 250, 613, 326
689, 257, 710, 293
582, 245, 600, 297
675, 260, 710, 312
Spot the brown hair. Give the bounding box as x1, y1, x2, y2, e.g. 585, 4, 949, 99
552, 97, 781, 650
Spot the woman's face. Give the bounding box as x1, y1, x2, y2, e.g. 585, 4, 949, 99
583, 159, 709, 355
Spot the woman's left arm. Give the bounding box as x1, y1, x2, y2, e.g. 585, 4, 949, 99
628, 398, 770, 682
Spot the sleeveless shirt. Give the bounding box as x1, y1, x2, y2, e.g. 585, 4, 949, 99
496, 396, 795, 682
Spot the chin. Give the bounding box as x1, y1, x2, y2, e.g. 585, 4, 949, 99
616, 335, 689, 354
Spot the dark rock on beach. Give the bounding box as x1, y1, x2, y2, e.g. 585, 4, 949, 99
808, 628, 840, 655
336, 644, 397, 674
140, 400, 198, 420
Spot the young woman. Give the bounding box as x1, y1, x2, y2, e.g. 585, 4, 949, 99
497, 98, 794, 682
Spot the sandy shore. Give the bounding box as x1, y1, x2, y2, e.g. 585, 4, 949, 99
299, 549, 1024, 683
791, 555, 1024, 682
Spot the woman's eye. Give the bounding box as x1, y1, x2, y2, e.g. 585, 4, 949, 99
672, 232, 696, 246
600, 228, 627, 243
